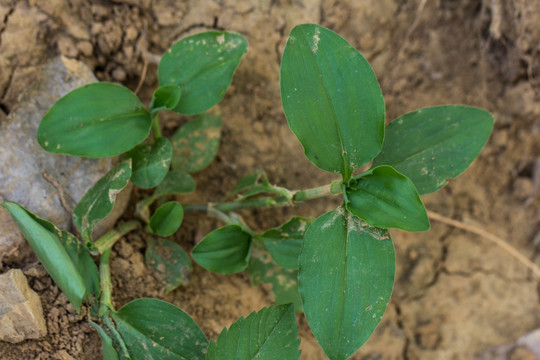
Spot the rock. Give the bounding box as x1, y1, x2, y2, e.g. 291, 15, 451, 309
0, 269, 47, 343
0, 56, 131, 266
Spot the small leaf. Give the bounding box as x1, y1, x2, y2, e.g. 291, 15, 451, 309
38, 82, 151, 158
345, 166, 430, 232
159, 31, 247, 115
206, 304, 300, 360
112, 298, 208, 360
126, 138, 172, 189
154, 170, 196, 197
226, 170, 264, 199
299, 208, 395, 360
192, 225, 252, 274
73, 160, 132, 245
171, 113, 222, 173
145, 237, 192, 294
148, 202, 184, 237
372, 105, 494, 194
150, 85, 181, 115
281, 24, 385, 180
248, 247, 302, 311
89, 321, 119, 360
258, 217, 310, 270
1, 202, 89, 310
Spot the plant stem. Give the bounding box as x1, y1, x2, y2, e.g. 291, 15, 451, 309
151, 114, 162, 140
94, 220, 140, 255
98, 248, 113, 316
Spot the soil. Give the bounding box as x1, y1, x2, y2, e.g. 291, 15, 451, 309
1, 0, 540, 359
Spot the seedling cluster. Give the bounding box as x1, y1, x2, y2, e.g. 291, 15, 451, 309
2, 24, 493, 360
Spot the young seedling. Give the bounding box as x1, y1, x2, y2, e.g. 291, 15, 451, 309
2, 24, 493, 360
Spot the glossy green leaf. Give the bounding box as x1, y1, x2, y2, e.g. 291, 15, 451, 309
73, 160, 132, 245
192, 225, 252, 274
172, 113, 222, 173
89, 321, 119, 360
345, 166, 430, 232
206, 304, 300, 360
372, 105, 494, 194
258, 217, 310, 270
1, 202, 89, 310
248, 247, 302, 311
112, 298, 208, 360
299, 208, 395, 360
148, 202, 184, 237
145, 237, 192, 294
38, 82, 151, 158
281, 24, 385, 179
150, 85, 181, 115
154, 170, 196, 197
159, 31, 247, 115
126, 138, 172, 189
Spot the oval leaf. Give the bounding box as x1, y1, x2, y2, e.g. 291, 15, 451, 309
150, 85, 182, 115
1, 202, 88, 310
38, 82, 152, 158
345, 166, 430, 232
145, 237, 192, 294
372, 105, 494, 194
89, 321, 120, 360
172, 113, 222, 173
299, 208, 395, 360
192, 225, 252, 274
126, 138, 172, 189
159, 31, 247, 115
73, 160, 132, 245
155, 170, 196, 197
148, 201, 184, 237
206, 304, 300, 360
281, 24, 385, 179
112, 298, 208, 360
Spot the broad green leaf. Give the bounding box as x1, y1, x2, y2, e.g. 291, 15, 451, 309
1, 202, 88, 310
89, 321, 119, 360
299, 208, 395, 360
372, 105, 494, 194
192, 225, 252, 274
281, 24, 385, 180
145, 237, 192, 294
126, 138, 172, 189
159, 31, 247, 115
148, 202, 184, 237
206, 304, 300, 360
171, 113, 222, 173
248, 247, 302, 311
345, 166, 429, 232
155, 170, 196, 197
258, 217, 310, 270
38, 82, 151, 158
112, 298, 208, 360
150, 85, 182, 115
73, 160, 132, 245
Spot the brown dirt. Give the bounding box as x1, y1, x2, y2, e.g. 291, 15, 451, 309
1, 0, 540, 359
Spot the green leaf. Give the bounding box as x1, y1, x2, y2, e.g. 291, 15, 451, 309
150, 85, 182, 115
345, 166, 430, 232
299, 208, 395, 360
145, 237, 192, 294
372, 105, 494, 194
126, 138, 172, 189
112, 298, 208, 360
148, 202, 184, 237
248, 247, 302, 311
191, 225, 252, 274
226, 170, 263, 199
171, 113, 222, 173
89, 321, 120, 360
281, 24, 385, 180
155, 170, 196, 197
1, 202, 89, 310
159, 31, 247, 115
206, 304, 300, 360
37, 82, 151, 158
73, 160, 132, 245
226, 170, 291, 200
258, 217, 310, 270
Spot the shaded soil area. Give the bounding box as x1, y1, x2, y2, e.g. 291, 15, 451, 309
1, 0, 540, 359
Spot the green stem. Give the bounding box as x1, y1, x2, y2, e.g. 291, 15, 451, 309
151, 114, 162, 140
98, 249, 113, 316
94, 220, 140, 255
